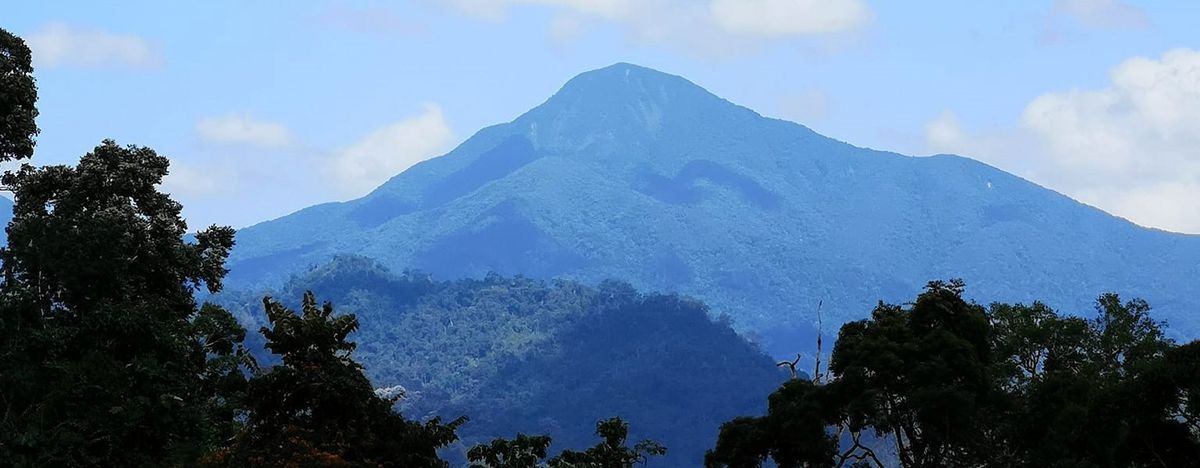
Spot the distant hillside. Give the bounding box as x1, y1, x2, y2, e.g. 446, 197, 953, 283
218, 255, 784, 467
225, 63, 1200, 353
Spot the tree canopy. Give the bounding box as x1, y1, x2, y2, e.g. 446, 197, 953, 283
209, 292, 465, 467
0, 140, 249, 465
0, 27, 38, 162
709, 281, 1200, 468
469, 417, 665, 468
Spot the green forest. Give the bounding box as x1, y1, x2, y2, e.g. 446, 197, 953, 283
213, 255, 783, 465
2, 27, 1200, 467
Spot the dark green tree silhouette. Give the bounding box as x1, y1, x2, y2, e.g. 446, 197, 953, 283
0, 140, 249, 465
0, 27, 38, 162
706, 417, 772, 468
469, 418, 665, 468
712, 282, 1200, 468
468, 433, 553, 468
997, 294, 1196, 466
706, 379, 838, 468
548, 417, 666, 467
831, 280, 994, 468
213, 292, 465, 467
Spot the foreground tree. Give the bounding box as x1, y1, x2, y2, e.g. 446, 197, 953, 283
211, 292, 464, 467
705, 379, 838, 468
0, 28, 251, 465
0, 27, 38, 162
995, 294, 1198, 466
831, 280, 995, 467
469, 418, 665, 468
549, 418, 666, 467
0, 141, 249, 465
468, 433, 553, 468
711, 281, 1200, 467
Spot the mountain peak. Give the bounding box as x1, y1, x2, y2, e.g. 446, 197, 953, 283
560, 62, 696, 94
519, 63, 751, 146
546, 62, 724, 108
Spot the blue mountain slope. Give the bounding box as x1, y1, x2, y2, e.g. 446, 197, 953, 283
227, 63, 1200, 351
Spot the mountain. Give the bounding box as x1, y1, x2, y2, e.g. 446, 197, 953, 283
219, 255, 784, 467
226, 63, 1200, 353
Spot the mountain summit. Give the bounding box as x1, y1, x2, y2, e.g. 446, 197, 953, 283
226, 63, 1200, 352
518, 63, 757, 147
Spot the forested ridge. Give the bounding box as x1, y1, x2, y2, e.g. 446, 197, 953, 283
215, 255, 784, 466
1, 27, 1198, 467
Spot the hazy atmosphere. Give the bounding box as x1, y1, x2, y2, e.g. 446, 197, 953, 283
8, 1, 1200, 232
3, 2, 1199, 467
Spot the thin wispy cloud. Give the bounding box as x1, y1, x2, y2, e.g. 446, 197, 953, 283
196, 115, 293, 149
330, 104, 454, 198
1054, 0, 1150, 30
25, 22, 160, 69
163, 161, 227, 198
439, 0, 872, 54
927, 49, 1200, 233
316, 4, 426, 36
709, 0, 870, 37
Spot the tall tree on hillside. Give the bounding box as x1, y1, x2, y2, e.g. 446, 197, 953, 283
705, 379, 839, 468
0, 140, 251, 465
830, 280, 995, 468
0, 27, 38, 162
0, 27, 251, 465
212, 292, 464, 467
994, 294, 1199, 466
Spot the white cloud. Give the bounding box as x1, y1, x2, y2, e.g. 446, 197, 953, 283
1054, 0, 1149, 30
163, 161, 226, 197
926, 49, 1200, 234
25, 22, 160, 69
317, 4, 425, 35
438, 0, 871, 54
196, 115, 293, 148
330, 104, 454, 197
709, 0, 870, 37
548, 14, 589, 44
925, 111, 967, 151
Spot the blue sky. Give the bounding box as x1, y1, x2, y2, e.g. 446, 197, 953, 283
6, 0, 1200, 233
